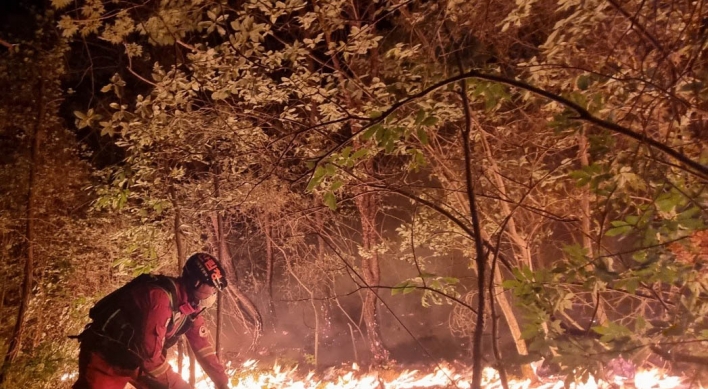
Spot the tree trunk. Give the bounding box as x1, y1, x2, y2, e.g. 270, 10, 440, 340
169, 185, 191, 378
0, 79, 44, 384
305, 34, 331, 347
578, 128, 608, 326
314, 211, 333, 345
479, 128, 536, 267
493, 265, 534, 378
277, 242, 320, 367
459, 79, 487, 389
477, 128, 536, 378
352, 188, 389, 364
318, 0, 389, 363
262, 212, 275, 316
490, 257, 510, 389
423, 139, 533, 378
208, 210, 263, 350
213, 168, 225, 359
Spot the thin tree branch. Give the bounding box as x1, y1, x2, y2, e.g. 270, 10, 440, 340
462, 70, 708, 179
305, 69, 708, 182
0, 39, 16, 50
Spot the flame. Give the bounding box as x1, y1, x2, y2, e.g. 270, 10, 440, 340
60, 371, 78, 382
165, 357, 692, 389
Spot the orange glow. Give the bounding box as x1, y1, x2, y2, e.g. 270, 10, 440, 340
164, 357, 693, 389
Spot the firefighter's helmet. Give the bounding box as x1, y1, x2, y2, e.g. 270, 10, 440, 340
182, 252, 228, 291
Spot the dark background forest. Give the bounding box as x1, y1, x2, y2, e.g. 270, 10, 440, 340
0, 0, 707, 387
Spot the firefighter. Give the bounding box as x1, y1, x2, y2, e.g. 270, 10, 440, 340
72, 253, 232, 389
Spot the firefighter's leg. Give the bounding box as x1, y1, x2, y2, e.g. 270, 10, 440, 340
72, 347, 134, 389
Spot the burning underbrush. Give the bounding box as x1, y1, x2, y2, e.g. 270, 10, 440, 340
166, 357, 704, 389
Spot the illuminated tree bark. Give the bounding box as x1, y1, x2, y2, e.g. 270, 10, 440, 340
0, 79, 44, 384
317, 0, 390, 364
458, 78, 487, 389
209, 166, 262, 345
578, 128, 608, 327
169, 185, 194, 382
262, 212, 274, 312
352, 185, 388, 363
477, 128, 536, 379
212, 165, 226, 360
423, 137, 532, 378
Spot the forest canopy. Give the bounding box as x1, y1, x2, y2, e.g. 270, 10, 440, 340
0, 0, 707, 388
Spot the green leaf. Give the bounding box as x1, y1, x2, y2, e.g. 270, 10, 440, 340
392, 280, 416, 295
619, 277, 639, 294
421, 116, 438, 127
569, 91, 588, 109
548, 112, 575, 132
324, 163, 336, 176
351, 148, 368, 160
340, 146, 351, 159
330, 180, 343, 191
485, 96, 498, 111
521, 325, 540, 340
591, 325, 608, 335
495, 83, 509, 98
563, 243, 587, 263
391, 284, 403, 295
323, 191, 337, 210
501, 279, 519, 289
634, 315, 647, 332
577, 75, 590, 91
414, 109, 425, 124
632, 251, 647, 263
416, 127, 429, 145
606, 225, 632, 237
306, 166, 325, 192
656, 196, 678, 213
442, 277, 459, 284
362, 124, 381, 141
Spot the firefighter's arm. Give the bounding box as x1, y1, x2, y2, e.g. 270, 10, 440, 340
134, 288, 192, 389
185, 314, 230, 389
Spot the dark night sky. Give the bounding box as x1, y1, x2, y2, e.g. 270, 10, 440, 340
0, 0, 127, 167
0, 0, 43, 42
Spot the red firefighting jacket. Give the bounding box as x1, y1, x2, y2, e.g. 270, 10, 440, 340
90, 275, 229, 389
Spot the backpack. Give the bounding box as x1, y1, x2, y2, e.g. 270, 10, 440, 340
89, 274, 177, 326
80, 274, 188, 367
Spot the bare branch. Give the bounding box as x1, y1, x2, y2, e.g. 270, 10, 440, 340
0, 39, 16, 50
